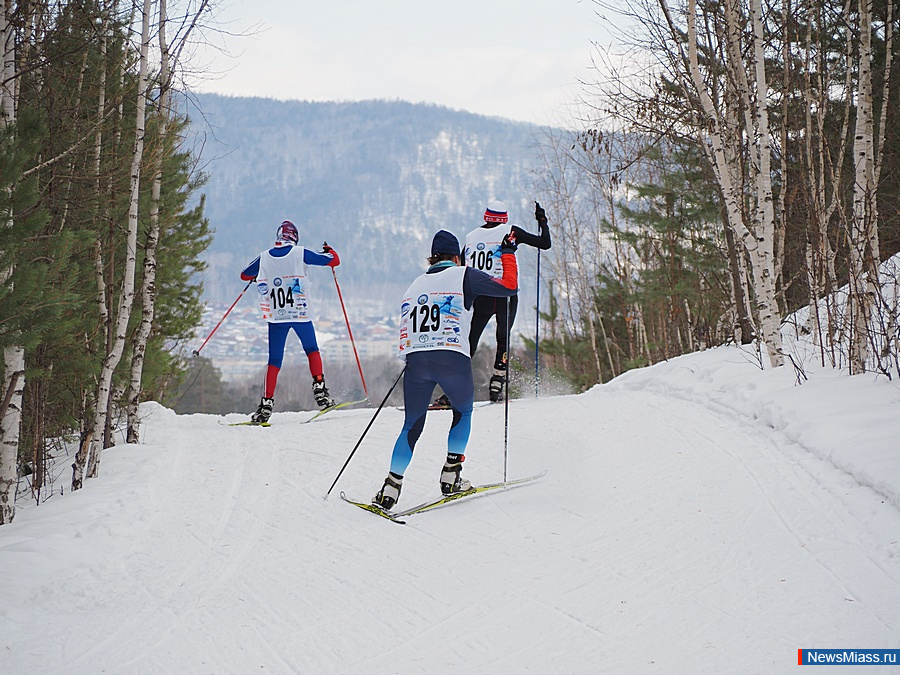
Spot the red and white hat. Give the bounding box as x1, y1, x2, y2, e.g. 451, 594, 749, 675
484, 200, 508, 224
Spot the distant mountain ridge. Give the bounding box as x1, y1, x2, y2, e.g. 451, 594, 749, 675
188, 95, 551, 315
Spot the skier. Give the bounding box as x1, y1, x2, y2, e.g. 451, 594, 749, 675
435, 200, 550, 406
240, 220, 340, 424
373, 229, 519, 510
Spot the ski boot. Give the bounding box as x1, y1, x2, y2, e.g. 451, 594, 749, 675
489, 366, 506, 403
373, 473, 403, 510
430, 394, 451, 410
312, 376, 336, 409
440, 453, 472, 495
251, 396, 274, 425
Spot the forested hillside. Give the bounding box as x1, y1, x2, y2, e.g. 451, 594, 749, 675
188, 95, 550, 308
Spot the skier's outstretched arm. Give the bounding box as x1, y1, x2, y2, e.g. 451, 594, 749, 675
511, 201, 551, 250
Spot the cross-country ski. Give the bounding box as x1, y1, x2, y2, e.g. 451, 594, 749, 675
341, 470, 547, 523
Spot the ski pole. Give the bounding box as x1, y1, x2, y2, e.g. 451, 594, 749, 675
503, 297, 511, 482
534, 249, 541, 398
193, 280, 252, 357
329, 257, 369, 399
324, 366, 405, 498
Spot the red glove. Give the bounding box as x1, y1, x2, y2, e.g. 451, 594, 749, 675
322, 244, 340, 268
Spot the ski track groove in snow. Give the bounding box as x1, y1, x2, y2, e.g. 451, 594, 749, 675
67, 436, 283, 672
692, 389, 900, 627
3, 350, 900, 674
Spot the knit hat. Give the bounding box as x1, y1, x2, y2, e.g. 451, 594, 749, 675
276, 220, 299, 245
484, 200, 508, 224
431, 230, 461, 257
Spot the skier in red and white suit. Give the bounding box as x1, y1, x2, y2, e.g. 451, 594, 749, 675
240, 220, 339, 424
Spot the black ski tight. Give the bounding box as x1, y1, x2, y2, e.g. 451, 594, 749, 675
468, 294, 518, 369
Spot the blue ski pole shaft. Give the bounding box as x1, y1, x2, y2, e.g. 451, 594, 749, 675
504, 297, 510, 481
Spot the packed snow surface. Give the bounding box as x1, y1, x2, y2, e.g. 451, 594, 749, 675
2, 345, 900, 674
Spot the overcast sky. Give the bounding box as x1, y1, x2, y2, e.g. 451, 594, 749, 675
188, 0, 619, 127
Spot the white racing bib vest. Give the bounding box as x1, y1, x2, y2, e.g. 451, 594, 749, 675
464, 224, 512, 280
398, 266, 471, 360
255, 246, 311, 323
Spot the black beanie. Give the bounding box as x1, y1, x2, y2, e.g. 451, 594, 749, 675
431, 230, 461, 257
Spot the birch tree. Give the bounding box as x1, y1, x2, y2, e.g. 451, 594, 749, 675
676, 0, 784, 366
127, 0, 211, 443
127, 0, 169, 443
0, 0, 22, 524
847, 0, 884, 374
74, 0, 153, 488
798, 0, 847, 361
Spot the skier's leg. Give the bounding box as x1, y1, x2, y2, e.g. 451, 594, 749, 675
264, 366, 280, 399
264, 322, 290, 397
468, 296, 495, 357
252, 323, 289, 422
435, 352, 475, 493
388, 354, 435, 476
436, 352, 475, 455
296, 322, 333, 407
490, 295, 518, 402
493, 295, 518, 369
295, 322, 323, 378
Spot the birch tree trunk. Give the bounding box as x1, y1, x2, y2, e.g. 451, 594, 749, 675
801, 0, 850, 358
746, 0, 784, 367
680, 0, 783, 366
683, 2, 755, 333
75, 0, 153, 488
0, 0, 21, 525
127, 0, 169, 443
848, 0, 878, 374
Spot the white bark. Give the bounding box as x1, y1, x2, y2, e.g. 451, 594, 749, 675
93, 25, 107, 193
801, 0, 850, 350
77, 0, 153, 487
127, 0, 170, 443
0, 0, 21, 525
680, 0, 782, 366
746, 0, 783, 366
848, 0, 878, 374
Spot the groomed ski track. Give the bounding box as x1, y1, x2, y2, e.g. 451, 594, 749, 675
2, 351, 900, 674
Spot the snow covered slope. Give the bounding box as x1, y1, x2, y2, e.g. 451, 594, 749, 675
2, 345, 899, 673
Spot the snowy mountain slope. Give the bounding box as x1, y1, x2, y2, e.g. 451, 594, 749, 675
2, 345, 900, 674
189, 96, 549, 309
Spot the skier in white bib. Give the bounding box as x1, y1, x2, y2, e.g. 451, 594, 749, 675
372, 229, 519, 511
240, 220, 340, 424
439, 199, 551, 405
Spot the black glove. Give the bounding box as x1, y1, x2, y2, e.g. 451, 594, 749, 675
534, 201, 547, 225
500, 232, 518, 254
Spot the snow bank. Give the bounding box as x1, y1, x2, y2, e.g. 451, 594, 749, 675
604, 345, 900, 509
